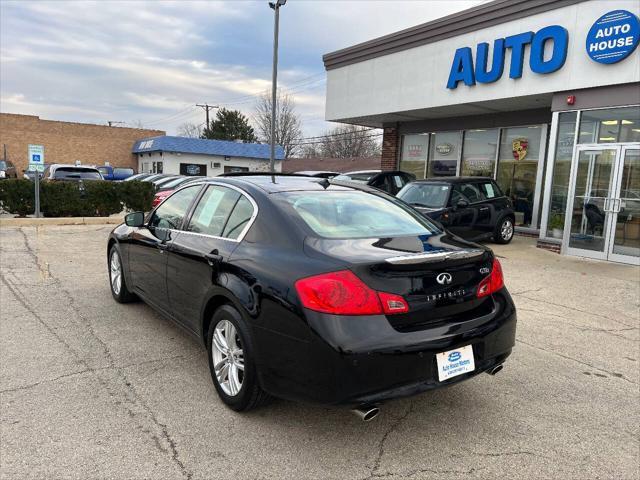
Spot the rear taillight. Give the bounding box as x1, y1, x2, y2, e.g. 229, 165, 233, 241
477, 258, 505, 298
295, 270, 409, 316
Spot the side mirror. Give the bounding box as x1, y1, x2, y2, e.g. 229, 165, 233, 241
125, 211, 145, 227
456, 199, 469, 209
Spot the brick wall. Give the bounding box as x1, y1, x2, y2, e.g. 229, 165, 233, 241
0, 113, 165, 174
381, 125, 399, 171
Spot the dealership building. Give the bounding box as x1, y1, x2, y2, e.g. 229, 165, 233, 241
324, 0, 640, 265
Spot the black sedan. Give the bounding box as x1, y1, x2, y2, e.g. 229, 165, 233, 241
397, 177, 516, 244
107, 176, 516, 418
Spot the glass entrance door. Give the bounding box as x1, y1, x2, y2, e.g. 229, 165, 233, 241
564, 145, 640, 264
609, 147, 640, 264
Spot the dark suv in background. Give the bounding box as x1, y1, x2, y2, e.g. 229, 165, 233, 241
397, 177, 515, 244
333, 170, 415, 195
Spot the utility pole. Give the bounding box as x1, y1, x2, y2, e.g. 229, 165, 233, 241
196, 104, 219, 130
269, 0, 287, 173
107, 121, 124, 127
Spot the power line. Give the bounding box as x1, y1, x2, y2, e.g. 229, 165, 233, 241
292, 133, 383, 147
295, 127, 378, 142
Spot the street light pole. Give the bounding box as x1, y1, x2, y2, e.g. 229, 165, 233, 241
269, 0, 286, 174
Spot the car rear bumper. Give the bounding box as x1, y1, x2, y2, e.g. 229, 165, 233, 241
260, 290, 516, 406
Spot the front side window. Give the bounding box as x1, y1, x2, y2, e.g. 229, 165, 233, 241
280, 190, 440, 239
397, 183, 450, 209
452, 183, 484, 204
149, 185, 201, 231
187, 186, 242, 237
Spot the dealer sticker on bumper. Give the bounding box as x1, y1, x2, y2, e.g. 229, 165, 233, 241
436, 345, 475, 382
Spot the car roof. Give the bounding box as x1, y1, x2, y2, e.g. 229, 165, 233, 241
339, 170, 381, 175
203, 175, 357, 194
412, 176, 495, 184
50, 164, 100, 170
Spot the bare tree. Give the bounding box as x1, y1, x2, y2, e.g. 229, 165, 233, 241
320, 125, 381, 158
299, 143, 322, 158
253, 92, 302, 158
177, 122, 203, 138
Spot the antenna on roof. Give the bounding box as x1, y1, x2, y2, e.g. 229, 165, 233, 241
316, 178, 330, 190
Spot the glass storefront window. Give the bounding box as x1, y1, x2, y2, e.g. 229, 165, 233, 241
428, 131, 461, 177
400, 134, 429, 179
496, 125, 543, 228
461, 129, 499, 177
578, 106, 640, 144
544, 112, 577, 239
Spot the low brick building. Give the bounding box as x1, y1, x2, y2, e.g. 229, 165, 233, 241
0, 113, 165, 174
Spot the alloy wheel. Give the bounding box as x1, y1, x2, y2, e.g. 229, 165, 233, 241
501, 219, 514, 241
211, 319, 244, 396
110, 250, 122, 295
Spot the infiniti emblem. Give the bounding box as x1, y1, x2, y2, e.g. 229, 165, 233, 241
436, 272, 453, 285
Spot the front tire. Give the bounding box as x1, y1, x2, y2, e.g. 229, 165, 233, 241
207, 304, 270, 411
108, 245, 137, 303
493, 217, 514, 244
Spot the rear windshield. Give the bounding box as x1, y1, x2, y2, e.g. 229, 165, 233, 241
53, 168, 102, 180
113, 168, 134, 176
397, 183, 450, 209
280, 190, 440, 239
0, 161, 6, 170
333, 172, 377, 183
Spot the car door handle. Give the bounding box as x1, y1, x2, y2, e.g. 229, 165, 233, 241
204, 251, 223, 266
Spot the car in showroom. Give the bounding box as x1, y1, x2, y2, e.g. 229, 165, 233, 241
107, 175, 516, 419
333, 170, 415, 195
397, 177, 516, 244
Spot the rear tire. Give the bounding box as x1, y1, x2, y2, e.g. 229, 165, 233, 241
108, 245, 137, 303
493, 217, 514, 244
207, 304, 271, 411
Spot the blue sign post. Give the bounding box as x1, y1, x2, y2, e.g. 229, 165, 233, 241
586, 10, 640, 64
27, 144, 45, 218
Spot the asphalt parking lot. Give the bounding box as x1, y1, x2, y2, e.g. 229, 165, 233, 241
0, 225, 638, 480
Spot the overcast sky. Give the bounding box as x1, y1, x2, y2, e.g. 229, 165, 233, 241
1, 0, 486, 137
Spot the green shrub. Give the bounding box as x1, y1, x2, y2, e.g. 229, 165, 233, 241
0, 179, 155, 217
0, 179, 35, 217
119, 181, 155, 212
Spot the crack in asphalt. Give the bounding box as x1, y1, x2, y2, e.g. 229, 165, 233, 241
516, 338, 637, 385
0, 354, 190, 395
1, 234, 194, 480
516, 307, 639, 341
362, 401, 415, 480
515, 294, 637, 328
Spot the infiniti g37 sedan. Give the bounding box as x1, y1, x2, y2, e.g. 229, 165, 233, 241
107, 176, 516, 415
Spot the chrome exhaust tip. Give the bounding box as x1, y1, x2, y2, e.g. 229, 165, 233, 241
488, 364, 504, 376
351, 405, 380, 422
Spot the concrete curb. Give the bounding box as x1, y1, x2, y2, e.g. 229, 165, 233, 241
0, 216, 124, 227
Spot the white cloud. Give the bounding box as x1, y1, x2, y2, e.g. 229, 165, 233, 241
1, 0, 487, 136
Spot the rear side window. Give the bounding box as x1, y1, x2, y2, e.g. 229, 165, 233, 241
479, 181, 500, 199
223, 196, 255, 240
53, 168, 103, 180
280, 190, 439, 239
149, 185, 201, 230
187, 186, 241, 237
